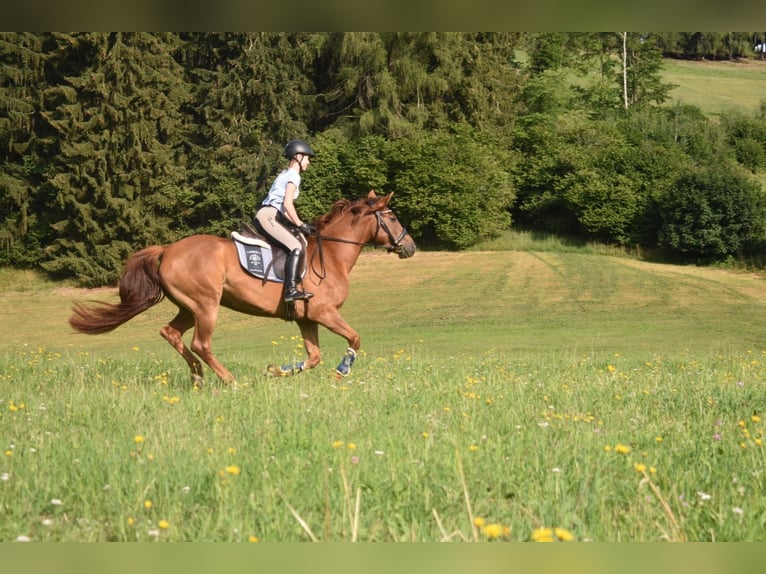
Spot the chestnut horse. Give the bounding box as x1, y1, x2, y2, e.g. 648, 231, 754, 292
69, 191, 415, 385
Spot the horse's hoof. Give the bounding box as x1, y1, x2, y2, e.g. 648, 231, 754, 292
335, 348, 356, 378
267, 362, 304, 377
266, 364, 285, 377
192, 374, 204, 389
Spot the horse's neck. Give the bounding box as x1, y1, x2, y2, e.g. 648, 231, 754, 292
314, 219, 372, 273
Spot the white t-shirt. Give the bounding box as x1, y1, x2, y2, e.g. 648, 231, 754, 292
261, 168, 301, 212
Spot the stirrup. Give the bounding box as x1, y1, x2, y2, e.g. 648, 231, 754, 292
284, 290, 314, 302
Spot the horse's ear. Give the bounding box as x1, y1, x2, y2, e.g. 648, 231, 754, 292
370, 191, 393, 211
367, 189, 378, 199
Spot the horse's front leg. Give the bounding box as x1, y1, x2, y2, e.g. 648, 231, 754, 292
314, 311, 360, 378
267, 320, 321, 377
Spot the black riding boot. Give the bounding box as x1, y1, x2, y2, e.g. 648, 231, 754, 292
283, 249, 313, 302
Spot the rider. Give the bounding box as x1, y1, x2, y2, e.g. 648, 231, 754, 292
254, 139, 317, 302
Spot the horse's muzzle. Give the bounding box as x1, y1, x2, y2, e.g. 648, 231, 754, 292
395, 239, 416, 259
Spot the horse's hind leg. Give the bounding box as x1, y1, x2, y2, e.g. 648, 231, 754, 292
160, 308, 205, 386
189, 308, 236, 384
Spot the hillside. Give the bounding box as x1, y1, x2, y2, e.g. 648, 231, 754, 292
661, 57, 766, 117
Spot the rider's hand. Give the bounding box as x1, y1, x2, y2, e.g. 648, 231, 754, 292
299, 223, 316, 235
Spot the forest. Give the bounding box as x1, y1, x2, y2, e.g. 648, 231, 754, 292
2, 32, 766, 286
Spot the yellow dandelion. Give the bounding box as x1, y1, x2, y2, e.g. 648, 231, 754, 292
650, 466, 657, 474
554, 528, 575, 542
225, 465, 241, 476
634, 463, 647, 473
531, 527, 555, 542
347, 443, 357, 450
482, 523, 505, 539
615, 443, 631, 454
468, 445, 479, 452
132, 346, 140, 352
127, 517, 135, 526
473, 517, 486, 527
603, 445, 612, 452
248, 535, 259, 543
158, 520, 169, 529
332, 440, 344, 449
133, 435, 145, 444
421, 432, 429, 439
752, 415, 761, 423
655, 436, 663, 443
144, 500, 153, 509
607, 365, 616, 373
227, 447, 237, 455
4, 450, 12, 457
756, 438, 763, 446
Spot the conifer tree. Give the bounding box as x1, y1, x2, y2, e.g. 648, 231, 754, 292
41, 32, 191, 285
0, 32, 52, 266
180, 32, 321, 234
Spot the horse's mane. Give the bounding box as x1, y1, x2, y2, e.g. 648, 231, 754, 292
314, 196, 374, 230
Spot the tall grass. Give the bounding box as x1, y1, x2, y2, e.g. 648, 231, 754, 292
1, 340, 765, 541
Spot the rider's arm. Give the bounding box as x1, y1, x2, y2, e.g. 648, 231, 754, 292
282, 183, 304, 227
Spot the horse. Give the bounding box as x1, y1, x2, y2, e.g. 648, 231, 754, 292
68, 190, 416, 385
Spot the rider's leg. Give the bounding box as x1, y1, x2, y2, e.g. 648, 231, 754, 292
254, 207, 312, 302
284, 248, 313, 301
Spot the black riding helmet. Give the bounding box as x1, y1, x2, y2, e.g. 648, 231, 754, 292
284, 139, 315, 159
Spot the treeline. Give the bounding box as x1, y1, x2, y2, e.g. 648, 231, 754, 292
2, 32, 766, 286
655, 32, 766, 60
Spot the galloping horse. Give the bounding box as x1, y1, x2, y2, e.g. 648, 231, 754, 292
69, 190, 415, 384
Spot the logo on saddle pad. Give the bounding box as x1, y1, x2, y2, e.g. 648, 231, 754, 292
231, 231, 306, 283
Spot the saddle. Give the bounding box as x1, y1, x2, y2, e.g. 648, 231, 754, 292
231, 222, 306, 283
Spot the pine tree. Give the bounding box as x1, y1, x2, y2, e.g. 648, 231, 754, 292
40, 32, 191, 285
0, 32, 52, 266
180, 32, 321, 234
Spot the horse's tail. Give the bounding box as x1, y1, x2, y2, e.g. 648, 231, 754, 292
69, 246, 166, 335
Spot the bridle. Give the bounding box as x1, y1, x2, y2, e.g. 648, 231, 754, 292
317, 209, 409, 253
308, 209, 411, 281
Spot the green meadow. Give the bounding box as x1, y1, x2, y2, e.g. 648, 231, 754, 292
661, 57, 766, 117
2, 234, 766, 542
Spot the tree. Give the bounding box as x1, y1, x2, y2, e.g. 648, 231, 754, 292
719, 106, 766, 173
623, 33, 673, 108
659, 163, 766, 260
180, 33, 322, 235
387, 127, 516, 249
41, 33, 192, 285
0, 32, 53, 266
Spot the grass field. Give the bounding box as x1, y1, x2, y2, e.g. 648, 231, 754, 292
660, 57, 766, 117
2, 237, 766, 542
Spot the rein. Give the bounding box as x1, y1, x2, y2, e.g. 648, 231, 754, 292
308, 209, 409, 282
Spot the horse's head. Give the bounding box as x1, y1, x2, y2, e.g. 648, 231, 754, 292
365, 190, 416, 259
